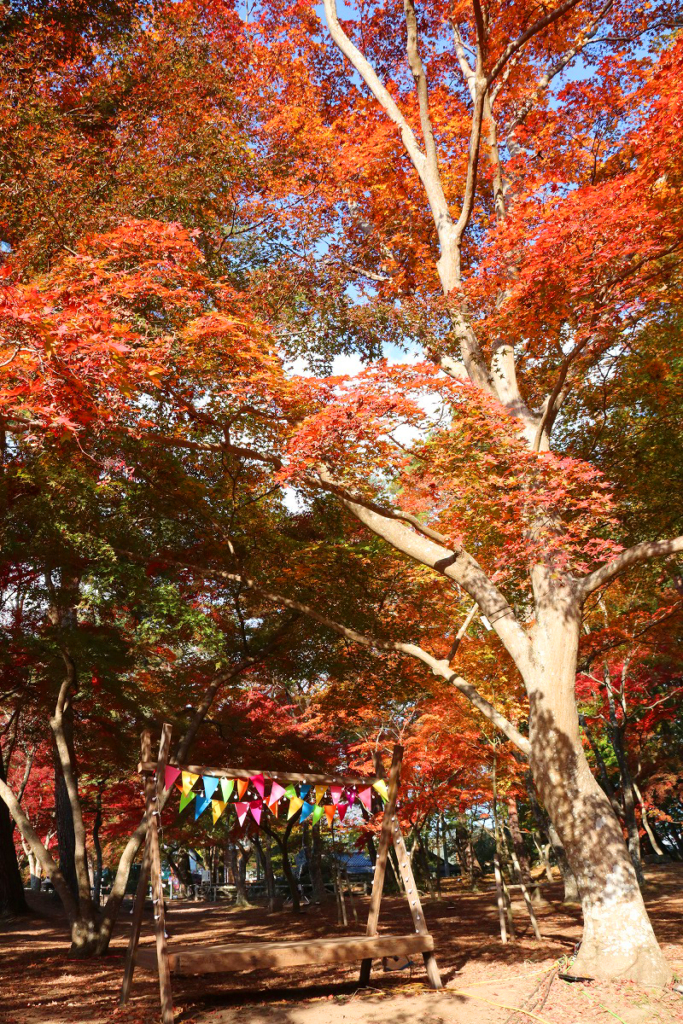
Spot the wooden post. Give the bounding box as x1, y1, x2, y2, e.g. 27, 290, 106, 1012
509, 848, 541, 940
391, 815, 442, 988
150, 724, 174, 1024
119, 724, 174, 1022
359, 745, 402, 986
360, 747, 442, 990
493, 851, 508, 942
120, 729, 154, 1007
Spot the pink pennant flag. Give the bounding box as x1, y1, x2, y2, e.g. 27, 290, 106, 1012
268, 781, 286, 806
251, 774, 265, 799
250, 800, 263, 825
358, 786, 373, 812
337, 802, 349, 822
235, 802, 249, 826
164, 766, 181, 792
346, 788, 357, 806
330, 785, 343, 805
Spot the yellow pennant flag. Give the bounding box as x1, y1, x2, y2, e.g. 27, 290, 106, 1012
314, 785, 326, 805
181, 771, 199, 796
212, 799, 227, 824
287, 796, 304, 820
372, 780, 389, 802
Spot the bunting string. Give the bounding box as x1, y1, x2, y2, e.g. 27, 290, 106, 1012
165, 767, 388, 830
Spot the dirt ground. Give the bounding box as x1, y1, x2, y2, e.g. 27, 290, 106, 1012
1, 865, 683, 1024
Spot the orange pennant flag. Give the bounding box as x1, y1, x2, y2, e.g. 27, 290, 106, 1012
236, 778, 249, 799
324, 805, 335, 826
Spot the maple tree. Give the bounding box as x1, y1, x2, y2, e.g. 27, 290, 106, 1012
0, 0, 682, 990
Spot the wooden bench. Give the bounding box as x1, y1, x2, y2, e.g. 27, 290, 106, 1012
120, 728, 442, 1023
135, 932, 434, 975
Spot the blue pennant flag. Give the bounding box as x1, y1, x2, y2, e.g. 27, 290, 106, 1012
203, 776, 220, 801
299, 784, 311, 801
299, 800, 315, 824
195, 793, 212, 819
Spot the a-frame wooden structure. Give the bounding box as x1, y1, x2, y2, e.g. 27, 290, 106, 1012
120, 724, 441, 1023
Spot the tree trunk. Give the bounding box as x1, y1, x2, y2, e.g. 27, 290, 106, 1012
528, 598, 669, 985
92, 785, 104, 907
525, 770, 579, 900
54, 759, 78, 900
0, 754, 28, 917
455, 820, 481, 890
506, 796, 532, 884
310, 823, 328, 904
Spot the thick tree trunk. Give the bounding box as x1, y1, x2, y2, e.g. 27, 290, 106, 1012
455, 820, 481, 890
0, 755, 28, 917
54, 762, 78, 899
528, 597, 669, 986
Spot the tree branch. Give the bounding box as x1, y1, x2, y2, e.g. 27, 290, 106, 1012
486, 0, 586, 86
147, 555, 529, 753
579, 537, 683, 597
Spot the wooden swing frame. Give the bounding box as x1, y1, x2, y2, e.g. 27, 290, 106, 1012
119, 724, 442, 1023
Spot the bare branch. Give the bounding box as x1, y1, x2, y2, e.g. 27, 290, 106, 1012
579, 537, 683, 597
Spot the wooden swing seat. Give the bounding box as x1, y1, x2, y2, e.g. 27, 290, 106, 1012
135, 932, 434, 975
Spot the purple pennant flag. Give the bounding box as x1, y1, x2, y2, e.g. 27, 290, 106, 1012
346, 787, 357, 806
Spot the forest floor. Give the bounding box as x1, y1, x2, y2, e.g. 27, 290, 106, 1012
1, 864, 683, 1024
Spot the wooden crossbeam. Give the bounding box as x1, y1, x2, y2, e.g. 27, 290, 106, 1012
135, 933, 434, 974
138, 760, 380, 788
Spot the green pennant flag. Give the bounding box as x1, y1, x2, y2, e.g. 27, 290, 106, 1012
220, 778, 234, 802
311, 804, 324, 825
179, 790, 195, 813
284, 783, 297, 800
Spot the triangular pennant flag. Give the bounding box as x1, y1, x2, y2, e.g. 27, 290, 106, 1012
358, 786, 373, 812
299, 801, 314, 824
284, 784, 297, 800
267, 798, 280, 818
346, 788, 357, 806
312, 805, 324, 825
236, 778, 249, 799
269, 781, 286, 805
287, 796, 304, 820
330, 785, 343, 805
251, 774, 265, 799
372, 780, 389, 802
164, 766, 181, 792
212, 799, 227, 824
299, 784, 311, 801
220, 778, 234, 802
250, 800, 263, 825
195, 794, 212, 820
203, 776, 219, 801
324, 804, 335, 826
314, 785, 326, 805
180, 771, 199, 796
235, 802, 249, 826
337, 802, 349, 822
179, 790, 195, 813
